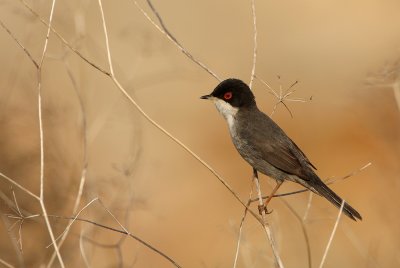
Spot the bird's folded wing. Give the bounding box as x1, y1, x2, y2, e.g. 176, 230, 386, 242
247, 128, 316, 179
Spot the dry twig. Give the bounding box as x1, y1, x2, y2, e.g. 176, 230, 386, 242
319, 200, 345, 268
233, 180, 255, 268
0, 258, 14, 268
249, 0, 257, 88
253, 169, 284, 268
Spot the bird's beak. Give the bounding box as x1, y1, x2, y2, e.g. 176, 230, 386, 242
200, 94, 212, 100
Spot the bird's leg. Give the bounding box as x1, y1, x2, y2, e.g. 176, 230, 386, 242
252, 169, 266, 215
259, 180, 284, 214
253, 169, 273, 215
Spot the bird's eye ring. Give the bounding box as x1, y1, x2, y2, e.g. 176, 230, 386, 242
224, 92, 233, 100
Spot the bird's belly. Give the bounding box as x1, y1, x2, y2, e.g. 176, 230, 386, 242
231, 134, 287, 181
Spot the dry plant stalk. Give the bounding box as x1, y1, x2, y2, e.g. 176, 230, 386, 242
319, 200, 345, 268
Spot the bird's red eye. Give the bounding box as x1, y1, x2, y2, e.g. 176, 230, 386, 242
224, 92, 233, 100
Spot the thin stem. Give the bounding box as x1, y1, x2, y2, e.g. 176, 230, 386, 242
253, 169, 284, 268
233, 181, 254, 268
47, 46, 89, 267
319, 200, 345, 268
0, 19, 39, 68
79, 229, 91, 268
34, 0, 65, 266
0, 173, 39, 201
46, 198, 99, 248
281, 200, 311, 268
0, 258, 14, 268
249, 0, 257, 88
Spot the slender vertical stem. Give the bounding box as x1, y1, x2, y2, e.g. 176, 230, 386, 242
249, 0, 257, 88
319, 200, 345, 268
253, 169, 284, 268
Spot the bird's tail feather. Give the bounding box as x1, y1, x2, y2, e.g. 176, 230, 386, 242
311, 179, 362, 221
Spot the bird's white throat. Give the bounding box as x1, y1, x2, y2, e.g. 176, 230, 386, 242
212, 98, 238, 133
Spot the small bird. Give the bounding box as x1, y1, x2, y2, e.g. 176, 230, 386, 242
201, 78, 362, 221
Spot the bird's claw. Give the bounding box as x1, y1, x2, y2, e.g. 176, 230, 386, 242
258, 204, 273, 215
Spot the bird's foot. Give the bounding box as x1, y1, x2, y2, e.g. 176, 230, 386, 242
258, 204, 273, 215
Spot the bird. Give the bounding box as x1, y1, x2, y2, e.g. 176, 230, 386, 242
200, 78, 362, 221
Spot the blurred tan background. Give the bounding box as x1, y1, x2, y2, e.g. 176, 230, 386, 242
1, 0, 400, 267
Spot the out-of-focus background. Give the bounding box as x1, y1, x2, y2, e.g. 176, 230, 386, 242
0, 0, 400, 267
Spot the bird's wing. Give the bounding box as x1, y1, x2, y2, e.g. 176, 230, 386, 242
241, 113, 316, 178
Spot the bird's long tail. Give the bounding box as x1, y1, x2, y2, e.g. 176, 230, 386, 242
310, 178, 362, 221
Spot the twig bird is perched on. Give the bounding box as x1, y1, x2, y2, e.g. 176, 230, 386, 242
201, 78, 362, 221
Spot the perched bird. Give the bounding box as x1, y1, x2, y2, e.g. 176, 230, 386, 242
201, 78, 362, 221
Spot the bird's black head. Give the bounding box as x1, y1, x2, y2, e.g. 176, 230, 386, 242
201, 78, 256, 108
